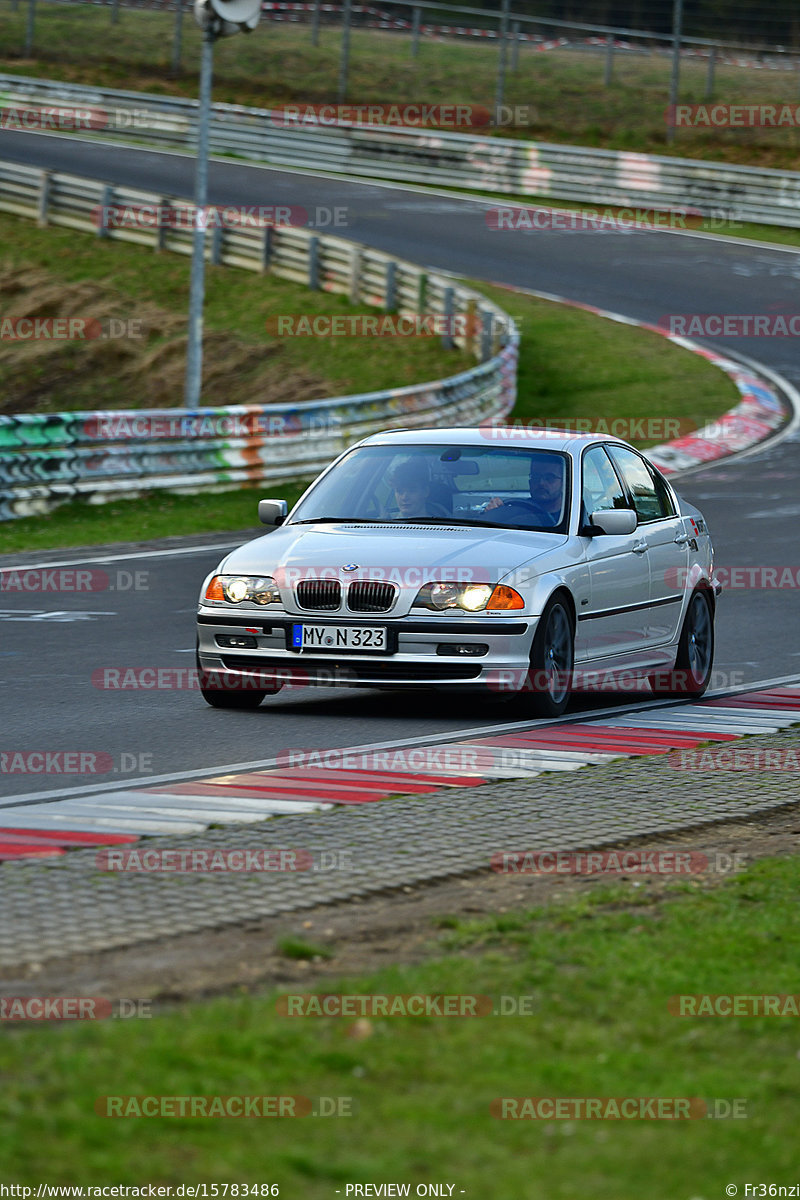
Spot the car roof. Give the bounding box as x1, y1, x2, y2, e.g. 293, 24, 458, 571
356, 426, 633, 454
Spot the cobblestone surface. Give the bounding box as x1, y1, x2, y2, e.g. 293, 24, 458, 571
2, 727, 799, 969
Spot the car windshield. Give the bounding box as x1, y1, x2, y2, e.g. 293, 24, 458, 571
289, 444, 571, 533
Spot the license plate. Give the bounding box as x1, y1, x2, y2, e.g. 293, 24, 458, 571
290, 623, 388, 653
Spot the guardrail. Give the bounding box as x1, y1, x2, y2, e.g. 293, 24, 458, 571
0, 161, 518, 521
3, 73, 800, 226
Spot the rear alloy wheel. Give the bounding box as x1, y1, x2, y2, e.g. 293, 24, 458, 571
524, 596, 574, 718
196, 645, 281, 710
649, 589, 714, 700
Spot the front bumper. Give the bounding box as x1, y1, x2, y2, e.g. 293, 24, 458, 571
196, 609, 533, 690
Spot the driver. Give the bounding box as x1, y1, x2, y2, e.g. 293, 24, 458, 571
483, 455, 565, 526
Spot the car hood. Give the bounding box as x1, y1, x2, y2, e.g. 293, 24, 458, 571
217, 522, 568, 580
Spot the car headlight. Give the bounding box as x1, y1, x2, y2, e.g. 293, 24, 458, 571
204, 575, 282, 605
412, 582, 524, 612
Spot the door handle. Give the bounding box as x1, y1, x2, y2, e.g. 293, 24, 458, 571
674, 533, 690, 545
631, 540, 648, 554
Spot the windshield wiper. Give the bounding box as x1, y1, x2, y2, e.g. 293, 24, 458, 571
382, 517, 496, 528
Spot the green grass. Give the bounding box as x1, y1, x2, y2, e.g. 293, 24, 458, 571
4, 8, 800, 165
2, 853, 799, 1194
0, 210, 473, 413
0, 480, 312, 554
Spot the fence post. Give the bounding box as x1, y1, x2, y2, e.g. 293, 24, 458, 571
171, 0, 184, 75
262, 224, 272, 271
23, 0, 35, 56
411, 3, 420, 57
510, 21, 520, 73
604, 37, 614, 86
157, 200, 170, 250
384, 260, 397, 310
338, 0, 352, 103
494, 0, 510, 123
309, 235, 320, 289
705, 45, 716, 99
37, 170, 51, 226
311, 0, 321, 47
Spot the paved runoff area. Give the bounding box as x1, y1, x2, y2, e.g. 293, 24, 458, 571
1, 686, 800, 969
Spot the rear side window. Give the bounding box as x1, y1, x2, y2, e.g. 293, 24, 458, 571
607, 446, 675, 522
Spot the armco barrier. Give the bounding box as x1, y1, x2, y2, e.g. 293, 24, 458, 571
0, 165, 517, 520
3, 73, 800, 226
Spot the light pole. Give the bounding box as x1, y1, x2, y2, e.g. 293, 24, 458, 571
186, 0, 260, 408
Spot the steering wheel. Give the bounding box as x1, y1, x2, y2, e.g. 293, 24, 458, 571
497, 499, 553, 524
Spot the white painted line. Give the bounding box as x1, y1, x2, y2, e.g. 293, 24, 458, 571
0, 540, 243, 572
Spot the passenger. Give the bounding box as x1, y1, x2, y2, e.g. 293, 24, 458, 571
384, 461, 449, 519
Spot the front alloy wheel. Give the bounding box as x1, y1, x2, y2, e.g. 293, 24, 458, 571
524, 596, 574, 718
649, 589, 714, 699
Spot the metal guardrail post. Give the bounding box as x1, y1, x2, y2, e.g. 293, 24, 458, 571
385, 260, 397, 311
310, 0, 320, 46
96, 183, 113, 237
157, 200, 170, 250
111, 0, 119, 25
308, 235, 320, 289
37, 170, 51, 226
480, 309, 493, 362
211, 221, 223, 265
349, 245, 362, 303
262, 224, 272, 271
441, 286, 454, 350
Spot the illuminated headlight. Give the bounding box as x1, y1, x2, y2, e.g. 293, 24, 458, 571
204, 575, 282, 605
413, 582, 523, 612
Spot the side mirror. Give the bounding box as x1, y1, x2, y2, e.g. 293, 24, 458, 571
587, 508, 637, 536
258, 499, 288, 526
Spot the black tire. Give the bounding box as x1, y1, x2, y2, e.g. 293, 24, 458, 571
523, 595, 574, 718
196, 645, 280, 710
649, 589, 714, 700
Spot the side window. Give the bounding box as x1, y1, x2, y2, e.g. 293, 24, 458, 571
581, 446, 630, 519
607, 446, 672, 522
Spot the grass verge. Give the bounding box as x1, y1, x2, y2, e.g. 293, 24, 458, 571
3, 10, 800, 165
0, 211, 472, 414
1, 853, 798, 1194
